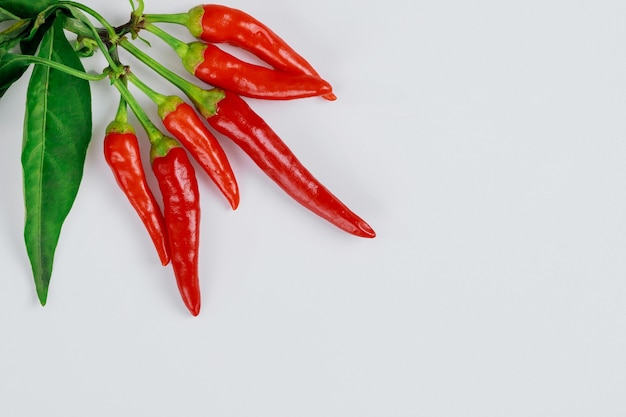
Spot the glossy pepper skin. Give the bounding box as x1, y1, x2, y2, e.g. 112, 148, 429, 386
187, 4, 335, 100
152, 145, 202, 316
206, 91, 375, 238
104, 123, 170, 266
160, 97, 239, 209
182, 42, 333, 100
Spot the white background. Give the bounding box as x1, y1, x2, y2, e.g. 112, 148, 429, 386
1, 0, 626, 415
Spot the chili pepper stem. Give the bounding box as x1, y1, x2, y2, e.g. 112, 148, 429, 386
119, 38, 223, 117
112, 77, 174, 156
115, 90, 129, 123
8, 55, 108, 81
146, 6, 204, 37
125, 71, 166, 107
126, 72, 190, 121
58, 4, 121, 72
143, 12, 189, 26
143, 23, 189, 58
120, 38, 192, 93
130, 0, 145, 17
106, 83, 136, 134
113, 79, 152, 133
59, 1, 116, 39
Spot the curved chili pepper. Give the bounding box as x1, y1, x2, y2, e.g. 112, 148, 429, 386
185, 4, 336, 100
181, 42, 333, 100
159, 96, 239, 209
104, 122, 170, 266
205, 91, 375, 238
152, 144, 202, 316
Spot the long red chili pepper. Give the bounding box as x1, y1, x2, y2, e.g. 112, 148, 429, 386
152, 143, 202, 316
182, 42, 333, 100
159, 96, 239, 209
193, 5, 322, 75
169, 4, 336, 100
104, 121, 170, 266
205, 91, 375, 238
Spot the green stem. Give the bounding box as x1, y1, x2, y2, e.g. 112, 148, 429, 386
130, 0, 145, 17
59, 1, 116, 38
120, 38, 194, 96
58, 2, 122, 73
63, 17, 93, 38
143, 22, 188, 57
106, 79, 135, 134
115, 82, 129, 124
109, 44, 121, 66
126, 72, 188, 120
144, 6, 204, 39
125, 71, 166, 106
119, 38, 223, 118
112, 77, 162, 145
11, 54, 108, 81
143, 12, 189, 26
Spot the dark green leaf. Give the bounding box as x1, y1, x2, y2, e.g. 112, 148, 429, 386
1, 0, 59, 18
0, 52, 30, 98
22, 16, 92, 305
23, 4, 64, 43
20, 8, 56, 51
0, 10, 57, 101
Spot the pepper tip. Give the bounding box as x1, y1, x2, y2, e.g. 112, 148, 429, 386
185, 298, 201, 316
228, 193, 240, 210
357, 220, 376, 238
158, 250, 171, 266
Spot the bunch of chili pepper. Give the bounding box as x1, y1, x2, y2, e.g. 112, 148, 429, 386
1, 1, 374, 316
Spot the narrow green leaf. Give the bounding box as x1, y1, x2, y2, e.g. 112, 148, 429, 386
1, 0, 59, 18
22, 16, 92, 305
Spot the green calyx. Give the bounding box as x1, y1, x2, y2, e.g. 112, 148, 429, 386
157, 95, 185, 120
189, 87, 225, 119
186, 5, 204, 38
105, 120, 135, 135
181, 41, 206, 74
150, 135, 181, 162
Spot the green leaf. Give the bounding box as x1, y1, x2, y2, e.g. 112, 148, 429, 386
0, 31, 51, 99
0, 18, 33, 98
1, 0, 59, 18
22, 16, 92, 305
0, 51, 30, 98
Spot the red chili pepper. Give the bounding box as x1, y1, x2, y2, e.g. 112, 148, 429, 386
104, 121, 170, 266
159, 95, 239, 209
185, 4, 336, 100
152, 143, 202, 316
205, 91, 375, 238
181, 42, 333, 100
